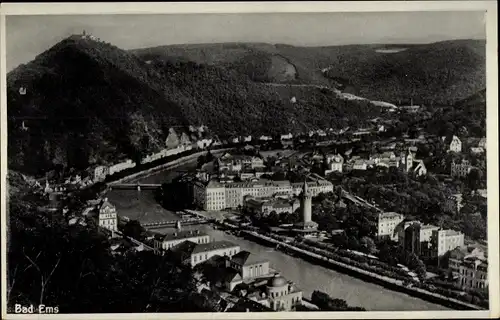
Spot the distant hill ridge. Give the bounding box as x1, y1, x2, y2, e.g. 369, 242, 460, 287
133, 39, 486, 105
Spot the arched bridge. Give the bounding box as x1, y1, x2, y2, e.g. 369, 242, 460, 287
108, 183, 161, 191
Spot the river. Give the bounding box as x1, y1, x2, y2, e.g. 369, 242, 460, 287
105, 159, 449, 311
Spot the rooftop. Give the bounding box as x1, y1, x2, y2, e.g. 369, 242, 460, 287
379, 212, 402, 220
231, 250, 269, 266
162, 230, 207, 242
421, 224, 439, 230
442, 229, 463, 237
192, 240, 240, 254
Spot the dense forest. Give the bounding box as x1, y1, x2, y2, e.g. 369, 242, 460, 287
134, 39, 486, 105
6, 171, 205, 313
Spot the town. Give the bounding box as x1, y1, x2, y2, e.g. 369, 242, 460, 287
4, 10, 491, 315
21, 110, 488, 312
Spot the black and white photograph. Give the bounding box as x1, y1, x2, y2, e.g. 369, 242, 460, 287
1, 2, 498, 319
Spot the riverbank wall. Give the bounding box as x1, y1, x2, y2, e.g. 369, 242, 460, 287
108, 148, 233, 184
241, 230, 483, 311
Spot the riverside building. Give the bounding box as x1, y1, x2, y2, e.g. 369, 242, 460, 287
193, 177, 333, 212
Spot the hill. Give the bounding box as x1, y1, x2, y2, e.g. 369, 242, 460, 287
133, 39, 486, 105
7, 35, 382, 176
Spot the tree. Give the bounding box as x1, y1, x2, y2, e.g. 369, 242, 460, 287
267, 211, 280, 227
122, 220, 147, 242
360, 236, 377, 255
311, 290, 366, 311
8, 183, 200, 313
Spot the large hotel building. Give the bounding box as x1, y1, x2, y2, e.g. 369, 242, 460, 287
193, 174, 334, 211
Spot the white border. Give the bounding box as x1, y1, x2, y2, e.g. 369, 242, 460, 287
1, 2, 498, 320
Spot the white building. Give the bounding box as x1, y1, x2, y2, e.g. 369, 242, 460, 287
377, 212, 404, 241
431, 229, 465, 257
470, 147, 484, 154
324, 154, 344, 174
197, 138, 213, 149
154, 230, 210, 252
109, 159, 136, 176
173, 239, 241, 267
195, 178, 333, 212
352, 160, 368, 171
280, 133, 293, 140
448, 135, 462, 153
94, 165, 110, 182
259, 135, 273, 141
98, 198, 118, 232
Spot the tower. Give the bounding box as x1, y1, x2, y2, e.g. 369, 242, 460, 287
301, 180, 312, 225
406, 148, 413, 172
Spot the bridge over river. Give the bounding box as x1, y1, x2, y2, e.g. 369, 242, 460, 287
108, 183, 161, 191
142, 216, 209, 229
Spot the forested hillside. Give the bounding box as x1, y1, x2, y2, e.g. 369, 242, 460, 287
8, 36, 382, 175
134, 39, 486, 104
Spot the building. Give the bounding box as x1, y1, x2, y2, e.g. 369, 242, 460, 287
223, 251, 272, 291
448, 135, 462, 153
402, 223, 421, 256
293, 180, 318, 232
324, 154, 344, 174
280, 133, 293, 140
448, 245, 488, 290
431, 229, 465, 257
470, 147, 484, 154
244, 197, 300, 215
98, 198, 118, 232
108, 159, 136, 176
172, 239, 241, 267
94, 165, 110, 182
475, 189, 487, 198
154, 230, 210, 252
217, 153, 265, 173
262, 275, 303, 311
419, 224, 440, 257
165, 128, 181, 149
377, 212, 404, 241
396, 220, 439, 256
205, 180, 227, 211
412, 160, 427, 176
478, 137, 486, 149
259, 135, 273, 141
195, 177, 333, 212
451, 159, 472, 178
351, 159, 368, 171
458, 258, 488, 290
236, 274, 303, 311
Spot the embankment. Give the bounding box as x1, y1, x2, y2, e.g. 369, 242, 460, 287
108, 147, 233, 184
241, 230, 483, 311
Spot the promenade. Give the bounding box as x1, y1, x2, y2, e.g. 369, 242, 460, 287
240, 230, 483, 311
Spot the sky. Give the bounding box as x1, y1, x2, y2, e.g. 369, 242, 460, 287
6, 11, 486, 72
